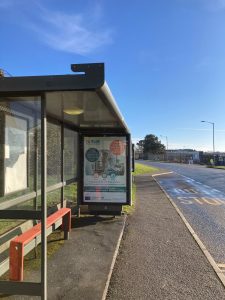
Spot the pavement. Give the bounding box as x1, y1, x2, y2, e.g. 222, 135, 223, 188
3, 174, 225, 299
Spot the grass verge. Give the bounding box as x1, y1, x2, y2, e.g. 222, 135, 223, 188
0, 230, 65, 282
212, 166, 225, 170
0, 220, 24, 235
24, 230, 64, 273
133, 162, 159, 176
123, 183, 136, 215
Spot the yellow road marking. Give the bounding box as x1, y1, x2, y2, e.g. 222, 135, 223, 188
218, 264, 225, 268
217, 263, 225, 272
184, 188, 198, 194
193, 197, 204, 205
202, 197, 221, 206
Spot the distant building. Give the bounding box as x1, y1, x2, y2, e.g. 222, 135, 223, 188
201, 152, 225, 166
142, 149, 203, 163
165, 149, 203, 163
135, 148, 144, 160
135, 146, 225, 166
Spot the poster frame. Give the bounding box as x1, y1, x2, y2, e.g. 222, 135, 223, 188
80, 133, 131, 206
0, 112, 29, 196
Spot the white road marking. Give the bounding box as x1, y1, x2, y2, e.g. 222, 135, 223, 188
152, 172, 173, 177
154, 170, 225, 206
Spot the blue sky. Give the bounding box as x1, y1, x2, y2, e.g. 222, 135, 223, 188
1, 0, 225, 151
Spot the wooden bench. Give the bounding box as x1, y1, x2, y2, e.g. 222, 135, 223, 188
9, 207, 71, 281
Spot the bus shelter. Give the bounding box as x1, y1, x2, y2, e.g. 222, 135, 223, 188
0, 63, 131, 298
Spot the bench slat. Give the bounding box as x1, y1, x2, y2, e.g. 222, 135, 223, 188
12, 208, 71, 246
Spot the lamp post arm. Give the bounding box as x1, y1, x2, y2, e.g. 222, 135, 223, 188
201, 120, 215, 153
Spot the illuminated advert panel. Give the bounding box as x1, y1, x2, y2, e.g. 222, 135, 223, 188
83, 136, 128, 204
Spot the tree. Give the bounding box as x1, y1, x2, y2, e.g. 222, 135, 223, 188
136, 139, 144, 152
139, 134, 165, 155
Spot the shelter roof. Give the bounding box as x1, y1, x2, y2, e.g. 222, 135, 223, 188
0, 63, 129, 133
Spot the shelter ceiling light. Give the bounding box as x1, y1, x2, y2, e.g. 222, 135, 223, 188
63, 107, 84, 115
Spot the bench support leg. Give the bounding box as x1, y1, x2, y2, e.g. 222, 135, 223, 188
10, 241, 24, 281
62, 211, 71, 240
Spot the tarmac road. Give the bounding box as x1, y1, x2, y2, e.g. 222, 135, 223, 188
139, 160, 225, 194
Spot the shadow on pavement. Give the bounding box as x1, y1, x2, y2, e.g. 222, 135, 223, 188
71, 215, 116, 229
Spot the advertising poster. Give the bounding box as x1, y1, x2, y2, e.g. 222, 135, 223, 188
83, 136, 127, 203
4, 115, 28, 194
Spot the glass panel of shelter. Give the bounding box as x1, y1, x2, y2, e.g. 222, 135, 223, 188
0, 95, 43, 285
0, 95, 78, 292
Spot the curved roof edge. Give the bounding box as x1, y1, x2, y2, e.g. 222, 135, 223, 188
97, 82, 130, 134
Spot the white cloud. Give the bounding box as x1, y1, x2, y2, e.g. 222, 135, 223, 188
0, 1, 113, 55
29, 3, 113, 55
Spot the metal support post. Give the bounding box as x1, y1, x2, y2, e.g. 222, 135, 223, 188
61, 124, 64, 207
41, 95, 47, 300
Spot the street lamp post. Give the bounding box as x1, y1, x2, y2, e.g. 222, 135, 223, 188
160, 135, 168, 150
201, 120, 215, 153
160, 135, 168, 162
